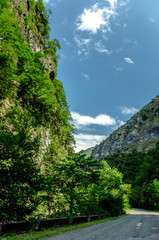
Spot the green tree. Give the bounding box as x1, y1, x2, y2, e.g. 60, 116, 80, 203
45, 39, 61, 69
0, 0, 74, 221
35, 0, 51, 39
96, 161, 125, 216
0, 112, 43, 221
142, 179, 159, 210
134, 142, 159, 209
103, 142, 159, 210
104, 149, 143, 184
49, 157, 127, 217
50, 153, 98, 215
0, 0, 8, 13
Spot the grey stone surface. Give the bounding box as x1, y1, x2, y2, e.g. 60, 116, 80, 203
42, 209, 159, 240
92, 96, 159, 159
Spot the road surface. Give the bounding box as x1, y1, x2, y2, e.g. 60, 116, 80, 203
42, 209, 159, 240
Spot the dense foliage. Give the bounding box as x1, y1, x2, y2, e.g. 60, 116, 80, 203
0, 0, 75, 157
0, 0, 130, 222
103, 141, 159, 210
0, 0, 74, 221
0, 126, 42, 221
1, 0, 157, 223
42, 153, 128, 218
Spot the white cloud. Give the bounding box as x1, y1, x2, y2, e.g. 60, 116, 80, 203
82, 73, 90, 80
74, 134, 106, 152
75, 1, 129, 56
62, 38, 71, 46
71, 112, 116, 127
74, 36, 92, 55
124, 57, 135, 64
76, 3, 116, 34
118, 120, 125, 126
111, 119, 125, 131
43, 0, 61, 5
119, 0, 129, 7
106, 0, 118, 9
120, 106, 139, 115
94, 41, 112, 54
42, 0, 50, 3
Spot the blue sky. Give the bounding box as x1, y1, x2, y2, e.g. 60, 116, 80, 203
43, 0, 159, 152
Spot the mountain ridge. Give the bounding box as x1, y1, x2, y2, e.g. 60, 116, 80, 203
91, 95, 159, 159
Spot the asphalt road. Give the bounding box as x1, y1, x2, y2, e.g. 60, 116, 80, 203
42, 209, 159, 240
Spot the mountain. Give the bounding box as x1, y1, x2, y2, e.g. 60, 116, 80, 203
80, 147, 94, 157
0, 0, 74, 164
91, 95, 159, 160
0, 0, 76, 221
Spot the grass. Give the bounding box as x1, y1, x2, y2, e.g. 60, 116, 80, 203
0, 215, 127, 240
154, 211, 159, 214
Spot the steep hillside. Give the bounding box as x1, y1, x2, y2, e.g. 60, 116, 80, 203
0, 0, 74, 165
0, 0, 75, 221
92, 96, 159, 159
80, 147, 94, 157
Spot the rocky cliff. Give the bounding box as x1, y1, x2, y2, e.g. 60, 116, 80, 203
0, 0, 74, 165
11, 0, 56, 77
91, 96, 159, 159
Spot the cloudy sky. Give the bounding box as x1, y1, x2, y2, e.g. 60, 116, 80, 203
43, 0, 159, 152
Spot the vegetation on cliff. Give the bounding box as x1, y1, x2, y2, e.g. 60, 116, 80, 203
0, 0, 129, 222
0, 0, 75, 221
0, 0, 75, 157
0, 0, 158, 223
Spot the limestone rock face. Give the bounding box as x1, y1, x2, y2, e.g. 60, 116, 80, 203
11, 0, 56, 77
91, 96, 159, 159
11, 0, 43, 51
0, 0, 73, 164
41, 55, 56, 80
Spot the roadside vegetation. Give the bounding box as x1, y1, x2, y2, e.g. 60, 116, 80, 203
1, 2, 159, 240
103, 141, 159, 211
0, 215, 126, 240
0, 0, 129, 225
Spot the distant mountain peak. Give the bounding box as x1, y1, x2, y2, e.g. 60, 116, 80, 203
91, 95, 159, 159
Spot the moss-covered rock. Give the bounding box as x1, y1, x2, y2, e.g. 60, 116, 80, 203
0, 0, 74, 165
